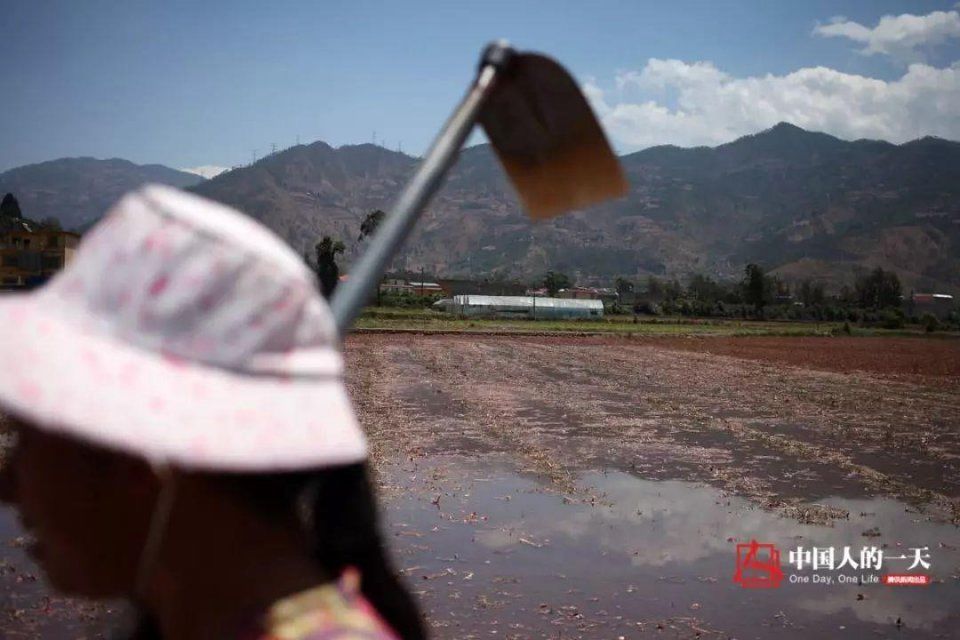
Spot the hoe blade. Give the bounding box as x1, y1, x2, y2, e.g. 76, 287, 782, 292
480, 52, 628, 220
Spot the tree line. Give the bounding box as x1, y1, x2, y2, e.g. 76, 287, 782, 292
607, 264, 957, 329
302, 210, 956, 330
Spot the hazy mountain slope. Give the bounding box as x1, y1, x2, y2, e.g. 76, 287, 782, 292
191, 124, 960, 293
6, 124, 959, 293
614, 124, 960, 292
188, 124, 960, 291
0, 157, 204, 230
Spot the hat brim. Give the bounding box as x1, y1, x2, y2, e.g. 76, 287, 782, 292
0, 294, 367, 472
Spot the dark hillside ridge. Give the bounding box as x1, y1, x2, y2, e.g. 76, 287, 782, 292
5, 124, 959, 293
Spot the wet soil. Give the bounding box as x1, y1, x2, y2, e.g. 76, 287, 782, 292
345, 334, 960, 638
2, 334, 959, 638
347, 335, 960, 508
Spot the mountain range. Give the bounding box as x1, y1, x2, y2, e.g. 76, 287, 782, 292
3, 123, 959, 293
0, 158, 203, 231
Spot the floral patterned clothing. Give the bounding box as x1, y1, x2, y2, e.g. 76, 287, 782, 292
255, 570, 398, 640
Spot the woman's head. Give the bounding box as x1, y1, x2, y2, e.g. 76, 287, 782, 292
0, 418, 426, 639
0, 420, 159, 596
0, 186, 423, 637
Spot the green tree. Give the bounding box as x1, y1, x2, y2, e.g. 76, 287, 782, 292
687, 274, 723, 304
357, 209, 387, 305
855, 268, 902, 309
1, 193, 22, 218
798, 279, 825, 306
742, 263, 771, 314
773, 277, 790, 299
312, 236, 346, 298
838, 285, 856, 306
646, 275, 664, 299
663, 278, 683, 302
543, 271, 572, 296
358, 209, 385, 242
614, 277, 634, 300
920, 313, 940, 333
878, 269, 901, 309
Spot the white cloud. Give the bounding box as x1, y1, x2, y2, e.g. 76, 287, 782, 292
180, 165, 230, 179
586, 59, 960, 150
813, 10, 960, 62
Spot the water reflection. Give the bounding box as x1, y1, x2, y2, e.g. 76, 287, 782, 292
2, 454, 958, 639
382, 457, 960, 638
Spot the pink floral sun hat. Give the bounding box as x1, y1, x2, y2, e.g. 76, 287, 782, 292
0, 185, 366, 471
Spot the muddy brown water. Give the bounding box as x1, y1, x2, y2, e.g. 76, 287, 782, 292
2, 334, 959, 638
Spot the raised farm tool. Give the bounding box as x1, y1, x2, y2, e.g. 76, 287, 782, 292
330, 41, 627, 334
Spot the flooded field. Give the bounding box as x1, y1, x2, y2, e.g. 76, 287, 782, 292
2, 334, 959, 637
380, 456, 960, 639
348, 334, 960, 639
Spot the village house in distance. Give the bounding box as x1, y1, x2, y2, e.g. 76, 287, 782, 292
0, 194, 79, 290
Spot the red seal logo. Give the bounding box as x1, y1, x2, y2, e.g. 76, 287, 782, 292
734, 540, 784, 589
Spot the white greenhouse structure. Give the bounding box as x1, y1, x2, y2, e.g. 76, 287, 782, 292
439, 295, 604, 319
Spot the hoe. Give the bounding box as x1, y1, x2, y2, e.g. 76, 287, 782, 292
330, 41, 628, 334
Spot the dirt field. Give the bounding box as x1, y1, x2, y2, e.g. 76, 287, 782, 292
345, 334, 960, 639
2, 334, 959, 638
642, 336, 960, 379
347, 335, 960, 504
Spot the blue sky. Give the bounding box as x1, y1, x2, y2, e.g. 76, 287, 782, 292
2, 1, 959, 173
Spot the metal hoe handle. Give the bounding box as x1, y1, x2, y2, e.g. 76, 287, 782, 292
330, 43, 514, 336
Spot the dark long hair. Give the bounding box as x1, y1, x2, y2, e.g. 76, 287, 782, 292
129, 463, 426, 640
